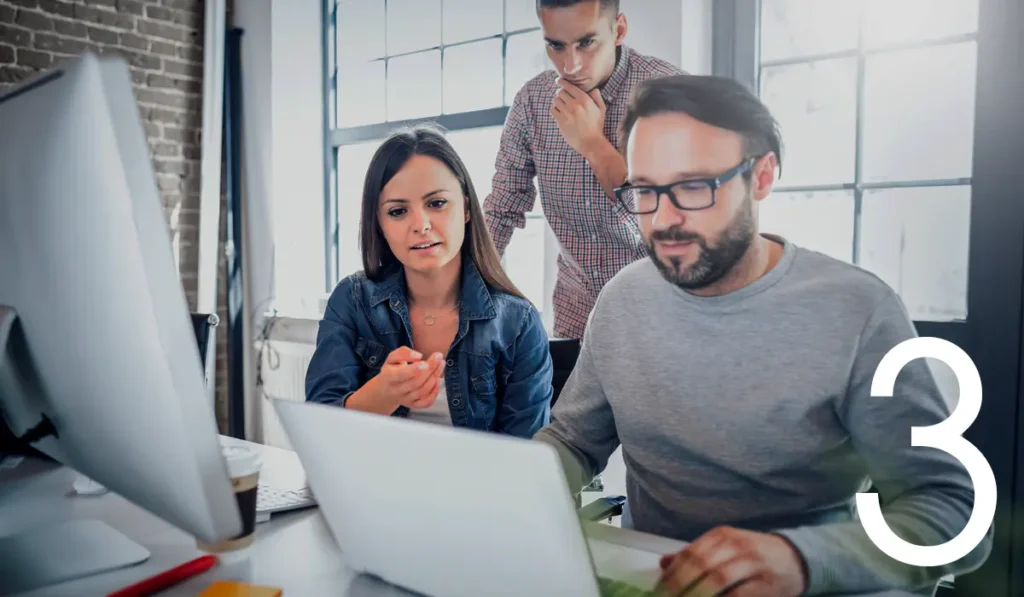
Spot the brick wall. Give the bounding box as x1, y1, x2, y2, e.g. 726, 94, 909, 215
0, 0, 231, 432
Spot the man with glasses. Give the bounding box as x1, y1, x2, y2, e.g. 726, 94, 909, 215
534, 75, 991, 596
483, 0, 681, 340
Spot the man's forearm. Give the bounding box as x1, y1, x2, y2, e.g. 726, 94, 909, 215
534, 427, 597, 495
583, 137, 628, 202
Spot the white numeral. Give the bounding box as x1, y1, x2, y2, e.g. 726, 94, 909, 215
857, 337, 995, 567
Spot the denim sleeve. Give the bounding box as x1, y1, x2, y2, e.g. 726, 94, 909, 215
496, 306, 553, 438
304, 282, 363, 407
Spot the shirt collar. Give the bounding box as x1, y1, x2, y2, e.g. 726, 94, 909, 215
599, 45, 632, 102
368, 258, 497, 321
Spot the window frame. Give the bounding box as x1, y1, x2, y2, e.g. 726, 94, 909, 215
322, 0, 548, 299
713, 2, 1024, 597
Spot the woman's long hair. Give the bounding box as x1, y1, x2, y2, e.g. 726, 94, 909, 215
359, 123, 527, 302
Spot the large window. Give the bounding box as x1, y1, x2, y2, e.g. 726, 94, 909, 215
754, 0, 979, 322
324, 0, 554, 322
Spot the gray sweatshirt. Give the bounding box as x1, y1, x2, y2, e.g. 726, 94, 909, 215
534, 236, 992, 596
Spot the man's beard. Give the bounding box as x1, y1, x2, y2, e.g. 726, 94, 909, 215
645, 196, 756, 291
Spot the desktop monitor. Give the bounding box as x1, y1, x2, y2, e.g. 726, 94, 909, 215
0, 53, 241, 590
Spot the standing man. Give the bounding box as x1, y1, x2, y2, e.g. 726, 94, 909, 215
483, 0, 681, 339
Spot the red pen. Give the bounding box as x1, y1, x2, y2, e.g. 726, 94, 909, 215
107, 554, 219, 597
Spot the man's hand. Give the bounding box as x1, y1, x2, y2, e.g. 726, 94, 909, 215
550, 77, 607, 157
656, 527, 807, 597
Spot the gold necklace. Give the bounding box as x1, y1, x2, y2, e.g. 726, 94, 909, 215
411, 300, 460, 327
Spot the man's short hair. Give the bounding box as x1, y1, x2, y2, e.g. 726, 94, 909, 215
621, 75, 784, 178
536, 0, 620, 16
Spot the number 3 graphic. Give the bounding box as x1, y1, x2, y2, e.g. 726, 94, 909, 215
857, 337, 996, 567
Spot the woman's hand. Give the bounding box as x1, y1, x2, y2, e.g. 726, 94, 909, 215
346, 347, 445, 414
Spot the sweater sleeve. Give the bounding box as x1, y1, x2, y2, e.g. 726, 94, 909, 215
774, 291, 993, 595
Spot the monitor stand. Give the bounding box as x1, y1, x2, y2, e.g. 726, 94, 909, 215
0, 306, 151, 594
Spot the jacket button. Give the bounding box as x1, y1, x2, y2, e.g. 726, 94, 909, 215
446, 359, 454, 367
369, 356, 377, 364
452, 399, 461, 407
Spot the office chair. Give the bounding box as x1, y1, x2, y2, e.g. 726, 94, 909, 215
548, 338, 627, 523
191, 312, 219, 401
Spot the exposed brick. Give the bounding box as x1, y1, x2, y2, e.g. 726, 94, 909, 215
15, 9, 52, 31
34, 32, 89, 55
116, 0, 144, 16
147, 106, 190, 126
154, 159, 188, 175
85, 0, 118, 8
0, 5, 15, 24
0, 65, 33, 83
157, 174, 180, 191
137, 19, 190, 44
151, 141, 180, 157
119, 32, 148, 51
36, 0, 76, 19
137, 87, 186, 109
143, 119, 161, 138
0, 25, 33, 46
72, 4, 133, 29
162, 0, 198, 11
87, 25, 119, 44
162, 125, 190, 143
129, 67, 146, 84
163, 57, 199, 77
122, 48, 161, 70
16, 48, 51, 69
53, 19, 87, 37
182, 144, 200, 160
149, 39, 175, 57
144, 4, 175, 22
175, 43, 200, 63
0, 44, 13, 63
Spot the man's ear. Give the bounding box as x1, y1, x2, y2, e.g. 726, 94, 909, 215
752, 153, 777, 202
614, 13, 628, 44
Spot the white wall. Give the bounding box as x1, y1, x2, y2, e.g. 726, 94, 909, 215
271, 0, 326, 317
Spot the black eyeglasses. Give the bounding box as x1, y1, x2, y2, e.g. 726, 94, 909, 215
613, 158, 756, 215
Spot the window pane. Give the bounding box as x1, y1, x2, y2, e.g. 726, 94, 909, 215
862, 42, 977, 184
336, 141, 382, 278
337, 0, 385, 62
863, 0, 979, 49
387, 50, 442, 121
859, 186, 970, 322
444, 0, 502, 44
338, 59, 386, 127
506, 30, 548, 105
387, 0, 441, 56
759, 191, 854, 263
446, 126, 502, 200
506, 0, 538, 32
504, 216, 548, 310
443, 39, 503, 114
759, 0, 860, 62
760, 58, 857, 186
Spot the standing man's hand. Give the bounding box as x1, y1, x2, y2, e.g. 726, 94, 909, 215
551, 77, 607, 157
656, 526, 808, 597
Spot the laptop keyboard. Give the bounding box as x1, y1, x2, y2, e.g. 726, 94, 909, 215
598, 576, 657, 597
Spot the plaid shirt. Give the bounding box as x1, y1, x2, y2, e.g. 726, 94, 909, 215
483, 45, 682, 339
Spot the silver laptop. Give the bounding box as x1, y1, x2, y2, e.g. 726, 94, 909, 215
272, 399, 655, 597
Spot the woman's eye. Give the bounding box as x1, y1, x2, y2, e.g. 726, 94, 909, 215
387, 208, 406, 218
427, 199, 448, 209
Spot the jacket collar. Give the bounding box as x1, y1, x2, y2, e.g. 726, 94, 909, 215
367, 257, 497, 321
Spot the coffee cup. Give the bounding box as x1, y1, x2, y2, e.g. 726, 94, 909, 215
196, 443, 262, 552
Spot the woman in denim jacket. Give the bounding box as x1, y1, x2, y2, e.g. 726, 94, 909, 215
305, 124, 553, 438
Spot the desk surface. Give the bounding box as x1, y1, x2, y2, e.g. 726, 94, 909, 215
0, 439, 917, 597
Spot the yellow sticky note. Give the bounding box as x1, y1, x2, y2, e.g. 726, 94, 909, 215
198, 580, 283, 597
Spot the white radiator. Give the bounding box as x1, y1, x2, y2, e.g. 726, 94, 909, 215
257, 317, 319, 450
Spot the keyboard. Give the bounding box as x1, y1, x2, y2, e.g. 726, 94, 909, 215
255, 484, 317, 520
598, 576, 657, 597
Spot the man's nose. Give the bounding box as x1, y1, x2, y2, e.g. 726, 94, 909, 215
563, 50, 582, 75
652, 192, 686, 229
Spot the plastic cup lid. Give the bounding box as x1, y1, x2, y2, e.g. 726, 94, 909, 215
221, 444, 261, 479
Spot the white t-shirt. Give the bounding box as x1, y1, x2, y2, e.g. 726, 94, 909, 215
406, 378, 452, 426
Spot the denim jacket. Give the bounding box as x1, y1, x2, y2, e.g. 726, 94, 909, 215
305, 258, 553, 438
